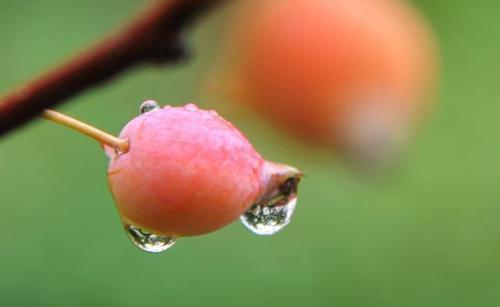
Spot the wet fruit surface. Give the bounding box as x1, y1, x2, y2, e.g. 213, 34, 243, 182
108, 103, 265, 238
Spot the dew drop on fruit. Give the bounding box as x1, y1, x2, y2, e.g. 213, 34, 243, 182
240, 177, 299, 236
139, 100, 161, 114
103, 144, 121, 159
125, 225, 176, 253
184, 103, 198, 111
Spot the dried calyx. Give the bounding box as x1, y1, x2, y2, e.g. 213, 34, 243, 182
257, 162, 302, 207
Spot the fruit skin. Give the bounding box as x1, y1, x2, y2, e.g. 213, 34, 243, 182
108, 104, 265, 237
218, 0, 438, 162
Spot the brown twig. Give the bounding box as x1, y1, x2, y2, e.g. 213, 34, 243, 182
0, 0, 226, 137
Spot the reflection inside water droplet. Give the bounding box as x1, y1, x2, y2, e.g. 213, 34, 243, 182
139, 100, 161, 114
241, 176, 300, 236
125, 225, 176, 253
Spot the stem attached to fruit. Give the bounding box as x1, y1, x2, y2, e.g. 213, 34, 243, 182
42, 109, 129, 153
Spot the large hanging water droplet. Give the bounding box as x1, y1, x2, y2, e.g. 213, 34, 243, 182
139, 100, 161, 114
241, 175, 301, 236
125, 225, 176, 253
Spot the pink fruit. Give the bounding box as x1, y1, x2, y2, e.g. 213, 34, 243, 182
107, 102, 301, 240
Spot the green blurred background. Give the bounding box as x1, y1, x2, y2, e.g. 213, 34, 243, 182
1, 0, 500, 306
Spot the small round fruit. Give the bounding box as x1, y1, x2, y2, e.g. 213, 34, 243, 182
107, 103, 300, 238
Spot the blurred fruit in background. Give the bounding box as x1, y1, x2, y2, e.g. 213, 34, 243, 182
208, 0, 438, 167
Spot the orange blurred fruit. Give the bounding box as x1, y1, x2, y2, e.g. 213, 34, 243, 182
213, 0, 438, 164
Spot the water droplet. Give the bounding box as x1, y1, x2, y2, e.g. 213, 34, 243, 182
139, 100, 161, 114
125, 225, 176, 253
241, 176, 300, 235
103, 144, 124, 159
184, 103, 198, 111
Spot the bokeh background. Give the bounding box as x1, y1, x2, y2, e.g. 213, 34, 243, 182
1, 0, 500, 306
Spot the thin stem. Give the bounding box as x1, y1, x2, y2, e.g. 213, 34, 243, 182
42, 109, 129, 153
